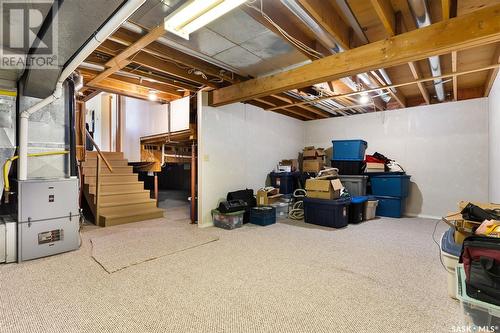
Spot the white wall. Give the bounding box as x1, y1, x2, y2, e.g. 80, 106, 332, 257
305, 98, 489, 218
198, 93, 305, 227
122, 97, 169, 162
121, 96, 190, 162
489, 72, 500, 203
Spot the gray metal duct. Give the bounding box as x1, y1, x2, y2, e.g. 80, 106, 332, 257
22, 0, 124, 98
281, 0, 392, 103
407, 0, 445, 102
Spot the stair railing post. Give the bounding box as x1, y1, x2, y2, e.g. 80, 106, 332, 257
95, 154, 102, 226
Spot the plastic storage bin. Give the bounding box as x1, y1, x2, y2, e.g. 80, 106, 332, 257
250, 206, 276, 226
375, 196, 405, 218
331, 160, 366, 175
440, 228, 462, 299
339, 175, 368, 196
349, 196, 368, 224
269, 172, 300, 195
456, 265, 500, 329
303, 197, 351, 228
211, 209, 244, 230
271, 202, 289, 219
332, 140, 367, 160
370, 174, 411, 197
364, 199, 378, 220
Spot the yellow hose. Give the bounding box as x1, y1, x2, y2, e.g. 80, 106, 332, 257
3, 151, 69, 192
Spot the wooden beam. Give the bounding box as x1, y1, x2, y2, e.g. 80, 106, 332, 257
83, 76, 176, 102
247, 100, 307, 121
105, 25, 165, 68
442, 0, 450, 20
89, 25, 166, 86
266, 95, 329, 119
96, 42, 218, 88
296, 0, 350, 50
80, 68, 185, 97
111, 28, 243, 83
484, 43, 500, 96
370, 0, 396, 37
263, 64, 500, 111
451, 51, 458, 101
254, 98, 317, 120
209, 5, 500, 106
81, 89, 102, 102
408, 61, 431, 104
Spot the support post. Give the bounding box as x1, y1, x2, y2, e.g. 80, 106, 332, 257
190, 142, 197, 224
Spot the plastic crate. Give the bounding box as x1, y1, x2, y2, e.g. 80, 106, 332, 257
370, 174, 411, 197
375, 196, 405, 218
269, 172, 300, 195
211, 209, 244, 230
349, 196, 368, 224
331, 160, 366, 175
271, 202, 289, 219
456, 265, 500, 329
364, 200, 378, 220
250, 206, 276, 226
441, 229, 461, 300
332, 140, 367, 160
303, 197, 351, 228
339, 175, 368, 196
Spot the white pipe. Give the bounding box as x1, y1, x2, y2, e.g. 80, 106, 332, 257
18, 0, 145, 180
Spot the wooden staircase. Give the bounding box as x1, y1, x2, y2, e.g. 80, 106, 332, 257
82, 151, 164, 227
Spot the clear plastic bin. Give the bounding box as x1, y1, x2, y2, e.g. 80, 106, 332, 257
364, 200, 378, 220
271, 202, 289, 219
456, 265, 500, 330
211, 209, 244, 230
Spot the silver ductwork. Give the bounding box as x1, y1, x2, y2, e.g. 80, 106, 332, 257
407, 0, 445, 102
281, 0, 392, 103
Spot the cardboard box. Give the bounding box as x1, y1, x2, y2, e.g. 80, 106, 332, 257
280, 159, 299, 172
303, 147, 326, 159
257, 190, 283, 206
303, 159, 324, 173
366, 162, 385, 170
305, 178, 343, 200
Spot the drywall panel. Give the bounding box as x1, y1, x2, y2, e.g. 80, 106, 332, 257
198, 93, 305, 227
305, 98, 489, 218
489, 72, 500, 203
170, 96, 190, 132
122, 97, 168, 162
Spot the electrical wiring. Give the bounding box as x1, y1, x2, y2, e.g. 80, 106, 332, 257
246, 1, 323, 60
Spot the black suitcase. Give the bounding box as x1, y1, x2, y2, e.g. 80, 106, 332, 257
460, 236, 500, 306
227, 189, 256, 223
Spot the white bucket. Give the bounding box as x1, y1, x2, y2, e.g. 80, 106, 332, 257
440, 235, 460, 299
365, 200, 378, 220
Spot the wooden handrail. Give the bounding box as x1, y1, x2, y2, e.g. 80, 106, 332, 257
85, 129, 113, 172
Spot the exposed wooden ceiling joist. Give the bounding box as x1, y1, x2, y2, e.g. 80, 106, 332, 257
296, 0, 350, 50
111, 27, 243, 83
80, 68, 186, 98
484, 43, 500, 96
87, 25, 166, 86
209, 5, 500, 106
82, 74, 176, 102
408, 61, 431, 104
370, 0, 396, 37
95, 40, 219, 88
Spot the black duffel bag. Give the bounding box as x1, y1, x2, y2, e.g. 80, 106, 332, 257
218, 200, 248, 214
227, 189, 256, 224
460, 236, 500, 306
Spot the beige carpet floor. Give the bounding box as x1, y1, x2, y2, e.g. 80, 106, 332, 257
0, 207, 461, 333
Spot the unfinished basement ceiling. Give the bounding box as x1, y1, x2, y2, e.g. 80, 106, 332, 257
128, 0, 308, 77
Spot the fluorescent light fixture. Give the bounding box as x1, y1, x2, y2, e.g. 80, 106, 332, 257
164, 0, 247, 40
359, 92, 370, 105
148, 91, 158, 101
